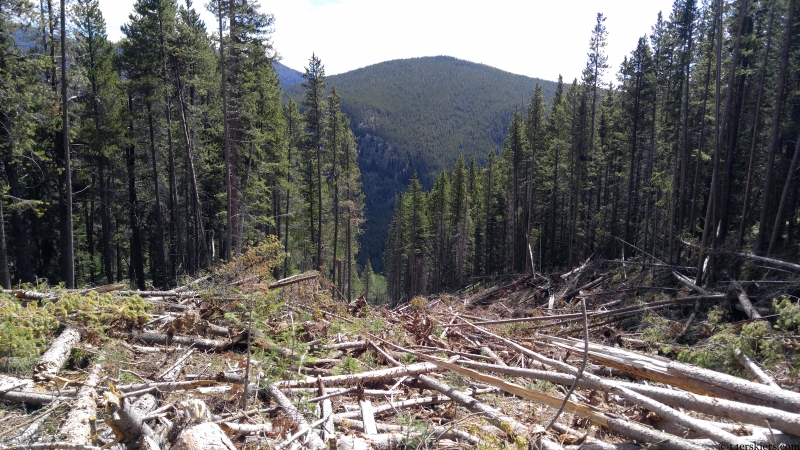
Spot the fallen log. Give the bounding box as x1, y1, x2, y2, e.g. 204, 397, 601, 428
264, 382, 326, 449
734, 252, 800, 273
78, 284, 125, 295
127, 331, 235, 351
316, 377, 334, 442
0, 443, 102, 450
274, 361, 440, 388
448, 295, 725, 328
416, 373, 535, 438
468, 326, 753, 446
334, 417, 481, 446
334, 395, 452, 419
730, 284, 763, 320
734, 348, 778, 388
55, 363, 102, 445
13, 290, 57, 302
219, 422, 274, 437
268, 271, 320, 289
562, 274, 608, 300
34, 327, 82, 383
555, 339, 800, 413
172, 422, 236, 450
457, 360, 800, 436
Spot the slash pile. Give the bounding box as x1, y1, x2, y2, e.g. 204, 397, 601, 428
2, 254, 800, 449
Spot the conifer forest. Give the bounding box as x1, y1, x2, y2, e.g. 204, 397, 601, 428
1, 0, 364, 296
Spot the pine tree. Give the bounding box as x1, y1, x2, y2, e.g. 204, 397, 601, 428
301, 54, 326, 271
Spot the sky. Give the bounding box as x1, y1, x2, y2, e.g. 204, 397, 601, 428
99, 0, 677, 83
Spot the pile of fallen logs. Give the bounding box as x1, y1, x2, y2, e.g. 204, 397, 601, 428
2, 254, 800, 449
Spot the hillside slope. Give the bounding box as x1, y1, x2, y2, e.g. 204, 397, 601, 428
284, 56, 558, 271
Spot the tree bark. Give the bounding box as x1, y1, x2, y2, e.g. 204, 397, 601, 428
34, 327, 81, 382
265, 382, 326, 449
757, 0, 795, 253
56, 363, 102, 444
172, 423, 236, 450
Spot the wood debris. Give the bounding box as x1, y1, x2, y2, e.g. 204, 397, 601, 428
2, 259, 800, 449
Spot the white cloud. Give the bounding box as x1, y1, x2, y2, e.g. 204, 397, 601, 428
100, 0, 676, 82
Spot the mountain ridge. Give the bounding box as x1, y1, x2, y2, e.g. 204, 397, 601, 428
282, 56, 559, 271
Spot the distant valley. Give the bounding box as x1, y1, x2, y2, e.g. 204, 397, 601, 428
280, 56, 557, 271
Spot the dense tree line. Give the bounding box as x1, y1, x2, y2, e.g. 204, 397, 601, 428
284, 56, 560, 273
385, 0, 800, 304
0, 0, 365, 299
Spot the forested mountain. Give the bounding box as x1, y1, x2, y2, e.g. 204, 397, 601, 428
0, 0, 365, 300
285, 56, 559, 271
273, 60, 303, 88
384, 2, 800, 305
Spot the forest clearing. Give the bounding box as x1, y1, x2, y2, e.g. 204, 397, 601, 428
2, 246, 800, 450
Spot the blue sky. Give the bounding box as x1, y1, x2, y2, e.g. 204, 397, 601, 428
100, 0, 676, 83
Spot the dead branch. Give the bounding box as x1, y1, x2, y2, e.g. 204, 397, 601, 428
734, 348, 778, 387
268, 271, 320, 289
730, 283, 764, 320
334, 395, 452, 419
416, 373, 535, 438
334, 417, 481, 445
126, 331, 235, 351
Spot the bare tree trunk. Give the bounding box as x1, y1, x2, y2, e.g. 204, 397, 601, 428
60, 0, 74, 288
147, 104, 169, 289
695, 0, 723, 286
756, 0, 795, 254
218, 0, 232, 260
175, 62, 208, 265
718, 0, 749, 245
738, 3, 776, 249
127, 94, 146, 290
768, 133, 800, 255
0, 189, 9, 288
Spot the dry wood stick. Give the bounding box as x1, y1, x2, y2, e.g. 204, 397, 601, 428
0, 443, 102, 450
333, 395, 452, 419
333, 417, 481, 445
274, 361, 440, 388
127, 331, 234, 351
731, 284, 763, 320
480, 346, 507, 366
416, 373, 533, 438
466, 324, 753, 446
734, 348, 778, 388
268, 271, 320, 289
